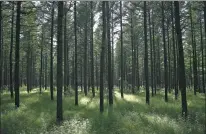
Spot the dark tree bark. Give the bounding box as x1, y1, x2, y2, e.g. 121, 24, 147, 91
131, 9, 135, 94
15, 2, 21, 108
90, 1, 95, 97
152, 10, 156, 94
0, 2, 2, 92
120, 1, 124, 98
64, 3, 68, 95
144, 2, 149, 104
167, 19, 171, 93
40, 28, 43, 94
189, 4, 198, 95
100, 1, 106, 112
9, 2, 14, 98
161, 2, 168, 102
84, 2, 88, 96
74, 1, 78, 105
171, 2, 178, 99
204, 2, 206, 93
199, 13, 205, 93
45, 53, 47, 90
174, 1, 187, 117
148, 7, 153, 96
106, 2, 113, 105
57, 1, 63, 122
50, 1, 54, 100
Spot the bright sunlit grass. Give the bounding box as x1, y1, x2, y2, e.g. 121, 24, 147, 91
1, 87, 205, 134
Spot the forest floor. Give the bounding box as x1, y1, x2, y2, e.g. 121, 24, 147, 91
1, 87, 205, 134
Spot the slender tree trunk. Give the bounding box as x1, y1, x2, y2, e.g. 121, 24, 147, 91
199, 14, 205, 93
162, 2, 168, 102
106, 2, 113, 105
152, 10, 156, 95
64, 5, 67, 95
189, 4, 198, 95
144, 2, 149, 104
95, 53, 98, 90
149, 7, 153, 96
74, 1, 78, 105
204, 2, 206, 94
100, 1, 106, 113
0, 2, 2, 92
57, 1, 63, 122
171, 2, 178, 99
40, 29, 43, 94
174, 1, 187, 117
90, 1, 95, 97
120, 1, 124, 98
50, 1, 54, 100
15, 2, 21, 107
167, 20, 171, 93
131, 10, 135, 94
45, 53, 47, 90
9, 2, 14, 98
84, 3, 88, 96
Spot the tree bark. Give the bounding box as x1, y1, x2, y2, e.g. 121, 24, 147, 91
9, 2, 14, 98
174, 1, 187, 117
74, 1, 78, 105
15, 2, 21, 107
100, 1, 106, 112
120, 1, 124, 98
144, 2, 149, 104
50, 1, 54, 100
162, 2, 168, 102
57, 1, 63, 122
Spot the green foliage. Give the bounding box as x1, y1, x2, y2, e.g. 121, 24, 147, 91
1, 88, 205, 134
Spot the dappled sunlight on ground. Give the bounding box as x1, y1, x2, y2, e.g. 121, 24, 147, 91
80, 97, 91, 105
143, 113, 180, 129
114, 90, 143, 103
1, 88, 205, 134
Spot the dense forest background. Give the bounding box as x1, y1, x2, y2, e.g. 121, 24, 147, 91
0, 1, 205, 134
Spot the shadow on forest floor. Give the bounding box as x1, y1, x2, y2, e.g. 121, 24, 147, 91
1, 88, 205, 134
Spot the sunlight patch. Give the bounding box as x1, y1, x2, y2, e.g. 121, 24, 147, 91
114, 91, 142, 103
45, 118, 90, 134
143, 113, 180, 130
80, 97, 91, 105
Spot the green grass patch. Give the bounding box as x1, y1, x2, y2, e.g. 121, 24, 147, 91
1, 88, 205, 134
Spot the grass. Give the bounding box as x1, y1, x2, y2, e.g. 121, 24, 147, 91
1, 87, 205, 134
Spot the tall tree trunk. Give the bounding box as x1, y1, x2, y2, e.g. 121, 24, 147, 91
100, 1, 106, 112
0, 2, 2, 92
64, 4, 67, 95
9, 2, 14, 98
144, 2, 149, 104
131, 9, 135, 94
106, 2, 113, 105
148, 7, 153, 96
57, 1, 63, 122
74, 1, 78, 105
50, 1, 54, 100
90, 1, 95, 97
120, 1, 124, 98
189, 4, 198, 95
162, 2, 168, 102
95, 53, 98, 90
15, 2, 21, 107
167, 19, 171, 93
40, 28, 43, 94
174, 1, 187, 117
152, 10, 156, 95
171, 2, 178, 99
84, 2, 88, 96
199, 13, 205, 93
45, 53, 47, 90
204, 2, 206, 93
